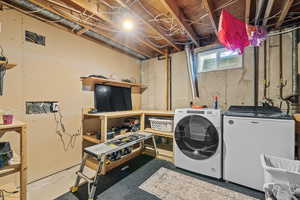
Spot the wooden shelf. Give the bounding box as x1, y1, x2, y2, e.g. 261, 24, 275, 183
0, 183, 19, 200
84, 110, 174, 119
81, 77, 144, 89
83, 135, 101, 144
144, 128, 173, 138
157, 148, 173, 158
0, 121, 26, 130
0, 162, 21, 174
0, 61, 17, 70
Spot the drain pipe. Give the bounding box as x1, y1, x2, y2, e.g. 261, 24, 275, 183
185, 45, 199, 100
292, 29, 300, 112
254, 47, 259, 106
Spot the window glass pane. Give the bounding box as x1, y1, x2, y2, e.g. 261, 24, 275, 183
197, 48, 242, 72
198, 52, 217, 72
218, 49, 242, 69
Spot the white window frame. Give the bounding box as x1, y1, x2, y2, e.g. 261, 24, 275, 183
196, 47, 243, 73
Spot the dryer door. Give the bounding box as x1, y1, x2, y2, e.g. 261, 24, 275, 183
175, 115, 219, 160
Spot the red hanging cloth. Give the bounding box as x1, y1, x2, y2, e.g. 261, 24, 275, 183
218, 9, 250, 54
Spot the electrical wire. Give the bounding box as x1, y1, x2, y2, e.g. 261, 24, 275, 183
268, 26, 300, 36
187, 0, 239, 25
53, 111, 81, 152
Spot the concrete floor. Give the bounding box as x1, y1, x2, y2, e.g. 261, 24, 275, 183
27, 165, 94, 200
27, 156, 264, 200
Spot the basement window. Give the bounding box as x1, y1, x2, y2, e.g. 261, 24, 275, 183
197, 48, 242, 73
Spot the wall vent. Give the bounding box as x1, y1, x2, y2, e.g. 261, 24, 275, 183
25, 30, 45, 46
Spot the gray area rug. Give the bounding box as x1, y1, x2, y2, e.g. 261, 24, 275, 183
140, 167, 258, 200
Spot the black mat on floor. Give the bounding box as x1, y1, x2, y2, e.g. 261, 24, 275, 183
56, 155, 264, 200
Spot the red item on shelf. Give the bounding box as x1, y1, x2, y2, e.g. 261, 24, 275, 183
2, 114, 13, 125
218, 9, 250, 54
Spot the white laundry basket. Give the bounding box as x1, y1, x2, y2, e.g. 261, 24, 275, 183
149, 118, 173, 132
261, 154, 300, 200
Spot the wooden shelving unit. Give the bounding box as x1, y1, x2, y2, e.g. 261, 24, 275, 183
0, 121, 27, 200
82, 110, 175, 173
0, 61, 17, 70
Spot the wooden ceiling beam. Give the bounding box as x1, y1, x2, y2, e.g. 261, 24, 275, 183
114, 0, 181, 51
23, 0, 152, 58
62, 0, 166, 55
245, 0, 251, 24
159, 0, 199, 46
276, 0, 294, 28
202, 0, 218, 36
262, 0, 274, 26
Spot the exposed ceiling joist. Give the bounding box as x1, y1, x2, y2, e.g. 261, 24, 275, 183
245, 0, 251, 24
0, 0, 131, 56
25, 0, 152, 58
159, 0, 199, 46
202, 0, 218, 36
262, 0, 274, 26
62, 0, 166, 55
114, 0, 181, 51
276, 0, 294, 28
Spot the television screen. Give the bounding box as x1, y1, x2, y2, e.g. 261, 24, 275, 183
94, 84, 132, 112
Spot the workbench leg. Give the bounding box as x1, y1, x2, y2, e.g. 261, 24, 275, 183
88, 156, 104, 200
100, 117, 107, 143
152, 136, 158, 156
20, 126, 27, 200
71, 154, 88, 193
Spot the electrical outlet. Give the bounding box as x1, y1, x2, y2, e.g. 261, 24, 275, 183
52, 102, 59, 112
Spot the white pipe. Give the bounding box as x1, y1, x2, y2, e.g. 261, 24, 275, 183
185, 45, 196, 100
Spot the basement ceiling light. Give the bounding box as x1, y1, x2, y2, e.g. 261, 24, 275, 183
122, 19, 134, 32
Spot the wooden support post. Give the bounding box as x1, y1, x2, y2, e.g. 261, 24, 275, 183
100, 117, 107, 143
20, 125, 27, 200
140, 113, 145, 131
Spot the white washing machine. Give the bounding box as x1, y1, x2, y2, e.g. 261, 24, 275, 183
223, 106, 295, 191
174, 108, 222, 179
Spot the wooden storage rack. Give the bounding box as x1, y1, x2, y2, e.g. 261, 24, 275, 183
0, 121, 27, 200
82, 110, 174, 173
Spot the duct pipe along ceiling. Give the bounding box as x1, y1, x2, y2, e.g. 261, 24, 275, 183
2, 0, 148, 60
185, 45, 199, 100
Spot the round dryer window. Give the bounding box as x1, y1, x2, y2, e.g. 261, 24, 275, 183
175, 115, 219, 160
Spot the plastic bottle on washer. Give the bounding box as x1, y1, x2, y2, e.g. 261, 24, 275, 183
213, 96, 219, 109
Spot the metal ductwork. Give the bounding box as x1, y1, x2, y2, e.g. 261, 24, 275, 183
185, 45, 199, 100
255, 0, 267, 25
4, 0, 148, 60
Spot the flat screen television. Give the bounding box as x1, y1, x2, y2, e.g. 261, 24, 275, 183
94, 84, 132, 112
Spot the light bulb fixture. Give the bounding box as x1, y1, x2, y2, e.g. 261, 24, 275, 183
122, 19, 134, 32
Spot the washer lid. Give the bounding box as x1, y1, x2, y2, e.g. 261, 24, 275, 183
175, 115, 219, 160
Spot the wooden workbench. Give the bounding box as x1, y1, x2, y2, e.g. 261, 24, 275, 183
0, 121, 27, 200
